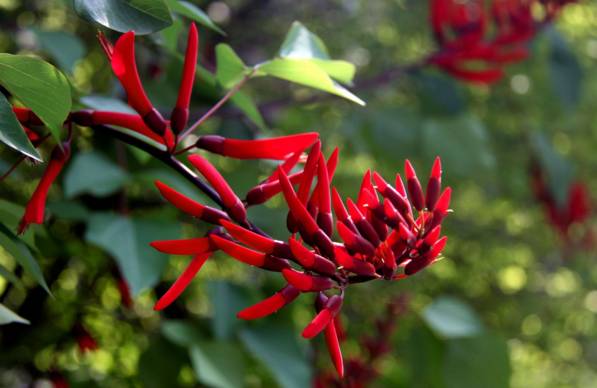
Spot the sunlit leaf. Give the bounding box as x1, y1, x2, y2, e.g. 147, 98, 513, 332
0, 303, 29, 325
165, 0, 225, 35
422, 296, 484, 339
0, 93, 41, 161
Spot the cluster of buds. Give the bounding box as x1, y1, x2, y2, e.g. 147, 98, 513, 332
530, 161, 592, 241
314, 296, 408, 387
428, 0, 576, 83
151, 137, 451, 376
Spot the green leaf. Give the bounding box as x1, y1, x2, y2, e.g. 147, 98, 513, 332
0, 263, 23, 288
64, 151, 129, 198
240, 322, 311, 388
165, 0, 225, 35
278, 21, 356, 84
0, 223, 50, 294
0, 93, 41, 161
530, 132, 574, 207
32, 29, 85, 73
138, 335, 187, 388
548, 27, 583, 109
161, 320, 205, 346
190, 342, 245, 388
85, 213, 180, 295
443, 334, 511, 388
257, 58, 364, 105
422, 296, 484, 339
206, 281, 251, 340
0, 303, 29, 325
74, 0, 173, 35
160, 18, 184, 52
230, 91, 267, 130
215, 44, 248, 89
0, 54, 72, 142
80, 95, 135, 114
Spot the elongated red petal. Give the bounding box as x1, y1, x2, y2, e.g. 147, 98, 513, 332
424, 225, 442, 247
374, 172, 412, 219
336, 222, 376, 256
426, 157, 442, 210
237, 285, 300, 320
405, 160, 425, 211
197, 133, 319, 160
188, 154, 246, 223
357, 170, 378, 209
111, 32, 153, 116
316, 153, 332, 236
281, 268, 334, 292
435, 187, 452, 213
220, 220, 288, 256
267, 151, 302, 183
325, 318, 344, 378
332, 188, 349, 222
347, 199, 380, 246
245, 171, 304, 205
18, 143, 70, 234
210, 235, 266, 266
302, 294, 342, 339
430, 236, 448, 258
289, 237, 316, 267
155, 180, 205, 217
154, 253, 210, 310
89, 111, 165, 144
171, 23, 198, 133
150, 237, 213, 255
334, 246, 377, 276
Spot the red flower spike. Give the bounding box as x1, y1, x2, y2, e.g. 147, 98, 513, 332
150, 237, 213, 255
220, 220, 290, 257
404, 236, 448, 276
210, 235, 267, 267
18, 142, 71, 234
336, 222, 376, 257
426, 157, 442, 210
373, 172, 412, 220
196, 133, 319, 160
281, 268, 334, 292
237, 285, 300, 320
188, 154, 246, 223
325, 317, 344, 378
383, 199, 407, 228
404, 160, 425, 211
399, 223, 416, 245
171, 23, 198, 134
88, 111, 164, 144
435, 187, 452, 213
334, 246, 378, 276
288, 238, 336, 276
154, 252, 211, 310
424, 225, 442, 248
395, 173, 407, 197
302, 295, 343, 339
246, 171, 304, 206
289, 142, 321, 231
267, 151, 302, 183
347, 199, 380, 247
357, 170, 378, 209
430, 236, 448, 259
316, 153, 333, 236
155, 180, 229, 224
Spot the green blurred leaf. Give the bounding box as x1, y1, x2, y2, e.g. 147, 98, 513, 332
46, 201, 90, 221
0, 54, 72, 142
240, 322, 311, 388
85, 213, 180, 295
190, 341, 245, 388
74, 0, 173, 34
215, 44, 248, 89
0, 223, 50, 294
422, 296, 484, 339
548, 27, 583, 109
415, 72, 466, 116
206, 281, 251, 340
160, 18, 184, 52
0, 303, 29, 325
138, 335, 187, 388
165, 0, 225, 35
80, 95, 135, 114
162, 320, 205, 346
402, 325, 446, 388
64, 151, 129, 198
443, 334, 511, 388
257, 58, 364, 105
32, 29, 85, 73
0, 93, 41, 161
0, 263, 22, 288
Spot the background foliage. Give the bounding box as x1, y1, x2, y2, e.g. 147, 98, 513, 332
1, 0, 597, 387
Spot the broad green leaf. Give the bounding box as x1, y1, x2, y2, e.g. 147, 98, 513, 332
0, 223, 50, 294
530, 132, 574, 207
80, 95, 135, 114
257, 58, 364, 105
138, 335, 187, 388
190, 342, 245, 388
215, 44, 248, 89
278, 21, 355, 84
74, 0, 173, 34
0, 93, 41, 161
161, 320, 205, 346
230, 91, 267, 130
32, 29, 85, 73
422, 296, 484, 339
0, 54, 72, 142
165, 0, 225, 35
206, 281, 251, 340
64, 151, 129, 198
85, 213, 180, 295
401, 325, 446, 388
160, 18, 184, 52
548, 27, 583, 109
0, 263, 22, 288
443, 334, 511, 388
240, 322, 311, 388
46, 201, 90, 221
0, 303, 29, 325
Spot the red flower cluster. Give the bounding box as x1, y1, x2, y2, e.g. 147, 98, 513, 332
314, 296, 408, 388
429, 0, 575, 83
530, 163, 591, 239
151, 139, 451, 376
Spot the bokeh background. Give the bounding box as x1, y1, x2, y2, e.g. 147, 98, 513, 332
2, 0, 597, 387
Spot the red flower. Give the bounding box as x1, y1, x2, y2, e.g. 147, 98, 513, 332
73, 324, 98, 353
151, 142, 451, 377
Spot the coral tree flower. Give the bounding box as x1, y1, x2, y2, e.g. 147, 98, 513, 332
151, 137, 451, 377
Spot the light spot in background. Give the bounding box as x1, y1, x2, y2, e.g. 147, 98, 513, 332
584, 290, 597, 312
511, 74, 530, 95
87, 348, 115, 374
0, 0, 17, 10
498, 265, 527, 294
522, 314, 542, 336
207, 2, 231, 24
346, 46, 371, 67
553, 132, 571, 155
557, 338, 582, 361
586, 39, 597, 59
546, 269, 580, 297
